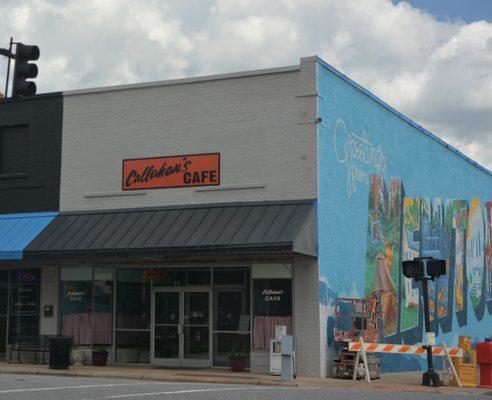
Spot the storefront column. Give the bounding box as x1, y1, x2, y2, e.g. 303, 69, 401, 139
40, 266, 58, 335
293, 258, 323, 376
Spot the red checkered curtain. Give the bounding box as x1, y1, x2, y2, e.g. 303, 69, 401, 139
62, 313, 92, 345
92, 312, 113, 345
253, 316, 292, 350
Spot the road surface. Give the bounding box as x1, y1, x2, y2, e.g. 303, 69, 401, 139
0, 373, 487, 400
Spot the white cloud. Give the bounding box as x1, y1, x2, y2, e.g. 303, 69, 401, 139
0, 0, 490, 169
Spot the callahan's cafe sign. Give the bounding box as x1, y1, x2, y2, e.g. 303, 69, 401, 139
122, 153, 220, 190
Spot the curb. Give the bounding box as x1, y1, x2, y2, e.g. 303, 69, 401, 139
0, 369, 298, 388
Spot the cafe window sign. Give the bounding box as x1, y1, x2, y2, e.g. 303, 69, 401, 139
122, 153, 220, 190
254, 279, 292, 317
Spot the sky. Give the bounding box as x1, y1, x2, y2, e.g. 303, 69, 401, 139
0, 0, 491, 170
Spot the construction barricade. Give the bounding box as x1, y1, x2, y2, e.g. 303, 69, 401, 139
348, 338, 463, 385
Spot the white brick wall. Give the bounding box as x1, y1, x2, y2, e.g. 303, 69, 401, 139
293, 258, 323, 376
60, 58, 317, 211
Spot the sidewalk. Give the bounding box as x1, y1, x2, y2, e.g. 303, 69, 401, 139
0, 362, 488, 396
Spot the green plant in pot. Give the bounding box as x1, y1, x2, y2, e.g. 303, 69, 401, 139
228, 351, 247, 372
92, 348, 109, 366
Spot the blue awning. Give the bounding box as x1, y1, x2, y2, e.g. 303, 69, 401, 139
0, 212, 58, 260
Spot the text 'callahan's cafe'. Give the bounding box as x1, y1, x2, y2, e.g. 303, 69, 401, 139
122, 153, 220, 190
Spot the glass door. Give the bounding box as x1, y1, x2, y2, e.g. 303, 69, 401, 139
182, 291, 210, 367
152, 291, 180, 366
152, 289, 210, 367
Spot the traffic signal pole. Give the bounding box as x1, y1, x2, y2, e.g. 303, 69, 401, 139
421, 277, 440, 386
402, 257, 446, 387
5, 37, 13, 97
1, 37, 14, 97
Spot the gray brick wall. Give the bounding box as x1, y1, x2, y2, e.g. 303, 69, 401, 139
60, 58, 317, 211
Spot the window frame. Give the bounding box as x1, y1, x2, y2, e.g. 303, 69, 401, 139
58, 267, 114, 346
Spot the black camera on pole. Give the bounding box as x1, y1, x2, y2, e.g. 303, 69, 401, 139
402, 257, 446, 387
12, 43, 39, 97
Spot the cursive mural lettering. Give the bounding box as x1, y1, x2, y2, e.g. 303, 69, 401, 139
333, 119, 387, 198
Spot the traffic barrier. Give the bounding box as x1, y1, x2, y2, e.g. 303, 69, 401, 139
348, 342, 463, 357
349, 338, 463, 387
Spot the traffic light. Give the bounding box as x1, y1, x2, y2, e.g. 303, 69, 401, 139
402, 257, 446, 280
402, 259, 424, 280
12, 43, 39, 97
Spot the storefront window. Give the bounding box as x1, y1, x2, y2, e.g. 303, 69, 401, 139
93, 268, 113, 345
115, 331, 150, 363
212, 268, 250, 367
0, 271, 8, 353
252, 278, 292, 350
115, 268, 150, 363
9, 269, 40, 342
60, 267, 113, 346
152, 268, 210, 287
116, 269, 150, 330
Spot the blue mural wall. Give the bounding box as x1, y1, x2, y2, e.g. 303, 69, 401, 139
316, 57, 492, 372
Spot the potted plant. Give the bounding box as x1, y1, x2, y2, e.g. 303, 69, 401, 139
91, 348, 109, 366
228, 351, 247, 372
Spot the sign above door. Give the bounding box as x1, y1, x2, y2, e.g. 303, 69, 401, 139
122, 153, 220, 191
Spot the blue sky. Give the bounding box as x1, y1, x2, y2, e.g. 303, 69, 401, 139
394, 0, 492, 22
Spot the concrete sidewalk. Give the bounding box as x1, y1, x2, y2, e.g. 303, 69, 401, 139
0, 362, 488, 396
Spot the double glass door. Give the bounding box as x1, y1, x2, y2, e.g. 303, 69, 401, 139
152, 289, 210, 367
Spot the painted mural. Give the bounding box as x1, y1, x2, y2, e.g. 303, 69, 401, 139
487, 202, 492, 304
364, 175, 402, 337
467, 198, 485, 317
317, 60, 492, 374
401, 197, 420, 332
446, 199, 468, 319
365, 175, 491, 341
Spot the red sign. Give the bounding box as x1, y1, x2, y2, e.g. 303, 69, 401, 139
122, 153, 220, 191
143, 269, 168, 279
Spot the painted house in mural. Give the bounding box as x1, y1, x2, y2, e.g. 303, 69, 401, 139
0, 56, 491, 377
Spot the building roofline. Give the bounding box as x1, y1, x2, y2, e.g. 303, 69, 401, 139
62, 64, 300, 97
315, 55, 492, 177
0, 91, 62, 105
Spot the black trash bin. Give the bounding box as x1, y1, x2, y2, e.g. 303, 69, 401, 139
49, 336, 72, 370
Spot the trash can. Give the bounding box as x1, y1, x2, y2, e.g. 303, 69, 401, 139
49, 336, 72, 370
476, 341, 492, 388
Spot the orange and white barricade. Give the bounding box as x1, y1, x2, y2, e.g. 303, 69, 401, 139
348, 342, 463, 357
348, 338, 463, 386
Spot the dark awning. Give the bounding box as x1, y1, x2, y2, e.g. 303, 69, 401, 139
24, 200, 317, 260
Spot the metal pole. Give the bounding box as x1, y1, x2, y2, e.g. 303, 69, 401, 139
4, 37, 13, 97
421, 277, 440, 386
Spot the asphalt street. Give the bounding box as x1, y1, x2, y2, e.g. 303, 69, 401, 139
0, 374, 488, 400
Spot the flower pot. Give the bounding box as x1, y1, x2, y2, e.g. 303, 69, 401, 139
229, 357, 246, 372
71, 349, 85, 366
92, 351, 109, 366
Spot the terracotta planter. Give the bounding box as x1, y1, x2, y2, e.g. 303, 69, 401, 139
229, 358, 246, 372
92, 351, 109, 366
